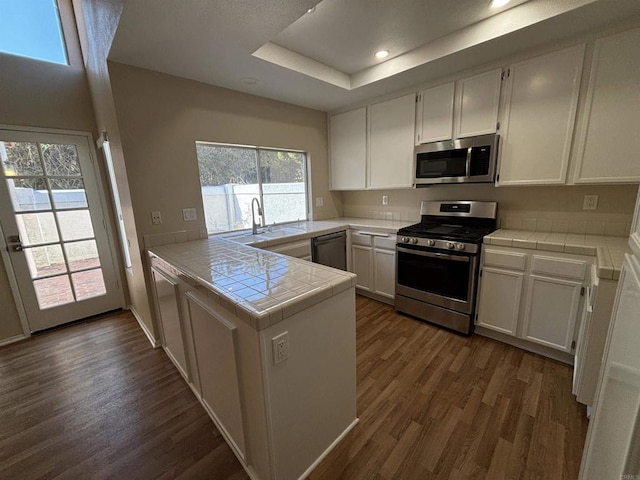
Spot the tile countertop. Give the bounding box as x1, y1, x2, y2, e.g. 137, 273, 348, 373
218, 217, 411, 248
147, 218, 411, 331
149, 237, 358, 331
484, 229, 631, 280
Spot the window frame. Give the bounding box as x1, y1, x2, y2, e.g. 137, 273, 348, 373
195, 141, 311, 234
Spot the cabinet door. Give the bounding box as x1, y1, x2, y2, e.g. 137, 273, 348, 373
417, 83, 455, 144
476, 267, 524, 336
456, 69, 503, 138
573, 27, 640, 183
151, 267, 189, 380
368, 93, 416, 189
329, 107, 366, 190
186, 292, 246, 460
498, 45, 584, 185
373, 248, 395, 299
521, 274, 583, 352
351, 245, 373, 291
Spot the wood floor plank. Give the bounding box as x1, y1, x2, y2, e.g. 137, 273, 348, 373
1, 296, 588, 479
0, 311, 248, 480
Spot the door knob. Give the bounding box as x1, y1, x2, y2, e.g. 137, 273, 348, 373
6, 235, 23, 252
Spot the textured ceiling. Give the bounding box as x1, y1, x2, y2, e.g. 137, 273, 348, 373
272, 0, 531, 74
109, 0, 640, 112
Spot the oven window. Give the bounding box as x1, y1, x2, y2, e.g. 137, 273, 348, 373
397, 249, 471, 301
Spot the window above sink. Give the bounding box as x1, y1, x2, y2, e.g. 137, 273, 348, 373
195, 142, 309, 234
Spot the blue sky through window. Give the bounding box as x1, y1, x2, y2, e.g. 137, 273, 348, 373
0, 0, 67, 65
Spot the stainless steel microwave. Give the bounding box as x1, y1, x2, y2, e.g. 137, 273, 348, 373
414, 134, 499, 186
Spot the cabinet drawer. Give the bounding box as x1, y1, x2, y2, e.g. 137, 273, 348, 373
374, 234, 396, 250
351, 231, 373, 246
531, 255, 587, 280
483, 249, 527, 271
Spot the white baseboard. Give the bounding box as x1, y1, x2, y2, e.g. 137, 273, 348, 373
128, 305, 159, 348
475, 325, 574, 365
356, 289, 394, 306
298, 418, 360, 480
0, 334, 28, 348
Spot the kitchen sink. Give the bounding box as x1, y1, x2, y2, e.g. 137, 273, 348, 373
221, 226, 304, 244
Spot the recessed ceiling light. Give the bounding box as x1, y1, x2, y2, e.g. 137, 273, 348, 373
241, 77, 258, 86
306, 6, 316, 14
375, 50, 389, 59
490, 0, 510, 7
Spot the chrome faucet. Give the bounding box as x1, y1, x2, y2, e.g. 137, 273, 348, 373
251, 197, 264, 234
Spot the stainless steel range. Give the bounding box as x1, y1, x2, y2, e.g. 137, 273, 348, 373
395, 201, 497, 335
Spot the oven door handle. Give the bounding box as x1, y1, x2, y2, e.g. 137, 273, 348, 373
397, 246, 470, 263
465, 147, 472, 178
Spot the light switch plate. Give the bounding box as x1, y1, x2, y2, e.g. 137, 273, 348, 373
182, 207, 197, 221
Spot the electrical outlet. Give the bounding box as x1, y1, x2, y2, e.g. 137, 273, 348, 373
583, 195, 599, 210
182, 207, 197, 221
272, 331, 289, 365
315, 197, 324, 207
151, 211, 162, 225
382, 195, 389, 206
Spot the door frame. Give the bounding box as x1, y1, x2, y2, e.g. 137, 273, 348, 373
0, 124, 126, 337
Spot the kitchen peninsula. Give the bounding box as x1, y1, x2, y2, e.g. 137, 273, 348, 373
147, 236, 358, 480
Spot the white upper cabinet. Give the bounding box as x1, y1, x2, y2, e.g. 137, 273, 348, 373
329, 107, 366, 190
572, 27, 640, 184
455, 69, 503, 138
368, 93, 416, 189
416, 82, 454, 144
498, 45, 585, 185
416, 69, 502, 145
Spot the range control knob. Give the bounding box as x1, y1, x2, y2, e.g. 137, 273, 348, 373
410, 238, 418, 244
447, 242, 455, 249
401, 237, 409, 243
455, 243, 465, 251
426, 239, 435, 247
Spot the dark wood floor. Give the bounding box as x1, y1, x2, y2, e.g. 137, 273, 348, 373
0, 296, 588, 479
0, 311, 247, 480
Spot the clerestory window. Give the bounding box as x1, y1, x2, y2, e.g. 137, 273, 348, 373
0, 0, 68, 65
196, 142, 309, 234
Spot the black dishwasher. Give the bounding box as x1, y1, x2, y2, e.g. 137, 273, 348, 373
311, 231, 347, 271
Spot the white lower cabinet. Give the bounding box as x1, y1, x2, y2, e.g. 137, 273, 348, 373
349, 230, 396, 301
476, 246, 591, 357
186, 291, 247, 461
476, 267, 524, 336
150, 266, 190, 380
521, 274, 583, 352
373, 248, 395, 299
148, 253, 357, 480
351, 244, 373, 291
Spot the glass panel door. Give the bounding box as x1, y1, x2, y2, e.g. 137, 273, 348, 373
0, 129, 123, 332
